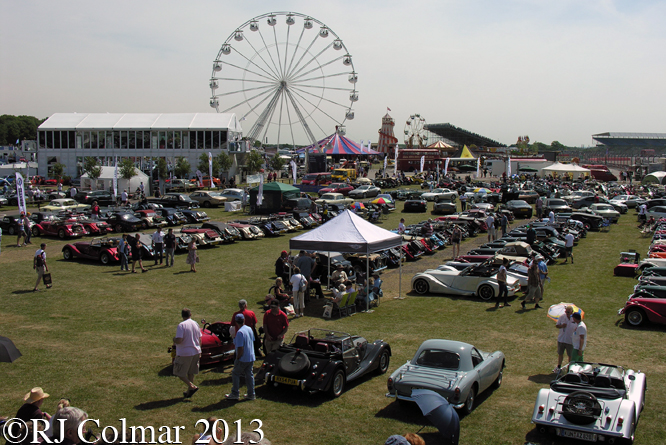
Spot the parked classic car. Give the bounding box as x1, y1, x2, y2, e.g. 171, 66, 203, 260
148, 193, 199, 209
411, 262, 521, 300
543, 198, 572, 214
387, 339, 505, 414
348, 185, 381, 199
62, 237, 120, 264
41, 198, 91, 212
106, 212, 144, 233
421, 188, 458, 202
618, 291, 666, 327
317, 182, 354, 196
610, 195, 645, 208
180, 226, 223, 246
73, 190, 116, 206
532, 362, 646, 444
188, 191, 228, 208
30, 220, 87, 239
1, 215, 25, 235
134, 209, 168, 229
403, 199, 427, 213
505, 200, 533, 218
218, 188, 247, 202
588, 203, 620, 222
155, 208, 188, 226
180, 209, 211, 224
315, 193, 354, 206
68, 217, 113, 236
431, 201, 457, 215
256, 328, 391, 398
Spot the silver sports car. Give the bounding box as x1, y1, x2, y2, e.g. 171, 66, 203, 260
411, 262, 521, 300
387, 339, 505, 414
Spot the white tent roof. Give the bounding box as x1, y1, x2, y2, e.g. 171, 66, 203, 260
80, 166, 148, 180
642, 171, 666, 185
289, 210, 402, 254
541, 162, 590, 173
39, 113, 243, 132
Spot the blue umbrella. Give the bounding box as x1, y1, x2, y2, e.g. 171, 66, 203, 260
411, 389, 460, 445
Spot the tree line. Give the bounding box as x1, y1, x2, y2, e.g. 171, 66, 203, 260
0, 115, 46, 145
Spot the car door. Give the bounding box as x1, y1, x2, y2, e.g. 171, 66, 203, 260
342, 337, 360, 374
471, 348, 494, 391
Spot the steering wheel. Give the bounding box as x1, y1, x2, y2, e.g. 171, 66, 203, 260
579, 373, 590, 383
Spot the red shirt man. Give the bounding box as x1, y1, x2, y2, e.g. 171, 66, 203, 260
263, 300, 289, 353
231, 299, 258, 330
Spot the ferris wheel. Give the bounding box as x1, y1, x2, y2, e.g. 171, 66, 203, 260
404, 114, 427, 149
209, 12, 358, 146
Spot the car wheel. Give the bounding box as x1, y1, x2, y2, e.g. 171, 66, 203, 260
451, 196, 456, 203
492, 361, 504, 388
100, 253, 110, 265
115, 224, 123, 233
142, 221, 148, 229
377, 349, 390, 374
63, 248, 73, 260
562, 391, 602, 425
478, 284, 495, 300
626, 308, 646, 327
413, 278, 430, 295
328, 369, 345, 398
461, 385, 476, 415
434, 196, 439, 203
8, 226, 15, 235
32, 226, 40, 237
277, 350, 311, 376
58, 229, 66, 239
203, 201, 211, 208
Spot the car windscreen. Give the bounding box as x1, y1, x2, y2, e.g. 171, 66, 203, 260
415, 349, 460, 370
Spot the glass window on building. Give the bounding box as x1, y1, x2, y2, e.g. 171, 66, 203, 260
91, 132, 98, 149
167, 132, 174, 149
159, 131, 166, 149
173, 131, 181, 149
204, 131, 212, 150
46, 131, 53, 149
190, 131, 197, 149
197, 131, 205, 149
212, 131, 220, 149
113, 131, 120, 149
129, 131, 136, 149
83, 132, 90, 149
121, 131, 128, 149
142, 131, 150, 149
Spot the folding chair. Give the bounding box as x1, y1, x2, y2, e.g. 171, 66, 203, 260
346, 291, 358, 315
333, 293, 350, 318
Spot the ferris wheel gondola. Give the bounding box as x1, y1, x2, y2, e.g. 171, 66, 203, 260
209, 12, 358, 147
404, 114, 427, 149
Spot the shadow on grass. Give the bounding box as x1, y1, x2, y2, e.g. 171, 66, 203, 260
528, 374, 554, 384
158, 365, 174, 377
134, 397, 184, 411
525, 426, 556, 444
173, 271, 195, 275
616, 319, 664, 332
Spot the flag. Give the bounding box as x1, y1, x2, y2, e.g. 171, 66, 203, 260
196, 170, 203, 187
208, 152, 213, 188
15, 172, 27, 215
387, 107, 391, 112
383, 154, 387, 174
444, 158, 450, 176
290, 160, 297, 185
476, 157, 481, 178
393, 144, 399, 176
420, 156, 425, 173
16, 139, 20, 145
366, 140, 372, 151
113, 157, 118, 199
507, 157, 512, 177
257, 173, 264, 206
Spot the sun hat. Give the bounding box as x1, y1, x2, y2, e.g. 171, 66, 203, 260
24, 387, 50, 403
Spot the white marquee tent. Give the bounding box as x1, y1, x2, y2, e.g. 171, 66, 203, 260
540, 162, 591, 179
289, 210, 404, 310
81, 166, 149, 192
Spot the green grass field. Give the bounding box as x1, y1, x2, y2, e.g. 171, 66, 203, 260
1, 201, 665, 445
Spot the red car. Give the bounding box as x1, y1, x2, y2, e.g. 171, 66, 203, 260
318, 182, 354, 197
169, 319, 236, 366
31, 220, 87, 239
62, 237, 121, 265
44, 179, 60, 186
619, 293, 666, 327
67, 216, 113, 235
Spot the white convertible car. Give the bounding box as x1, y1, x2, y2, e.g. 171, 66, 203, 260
532, 362, 646, 444
411, 262, 521, 300
421, 188, 459, 202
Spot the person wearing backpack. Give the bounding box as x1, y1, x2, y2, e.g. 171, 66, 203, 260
33, 243, 50, 292
289, 267, 307, 318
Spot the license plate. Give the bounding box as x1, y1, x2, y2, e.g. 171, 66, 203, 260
275, 376, 299, 386
558, 429, 597, 442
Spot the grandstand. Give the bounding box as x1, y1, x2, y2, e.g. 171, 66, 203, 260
425, 123, 506, 148
592, 132, 666, 149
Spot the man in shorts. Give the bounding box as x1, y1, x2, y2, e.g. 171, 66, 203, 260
563, 232, 574, 264
486, 214, 496, 242
571, 312, 587, 362
172, 308, 201, 398
554, 305, 575, 374
451, 225, 462, 259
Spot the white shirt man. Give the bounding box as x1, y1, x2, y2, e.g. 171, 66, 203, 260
172, 308, 202, 398
549, 210, 555, 224
564, 232, 575, 264
121, 190, 128, 206
398, 219, 406, 234
571, 312, 587, 362
152, 228, 164, 265
554, 306, 576, 372
70, 187, 77, 198
486, 214, 496, 242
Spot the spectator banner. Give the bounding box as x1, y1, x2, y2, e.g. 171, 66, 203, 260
507, 157, 512, 177
208, 152, 213, 188
290, 160, 297, 185
444, 158, 450, 176
196, 170, 204, 187
393, 144, 398, 176
257, 173, 264, 206
15, 172, 27, 215
383, 154, 388, 174
113, 157, 118, 199
476, 157, 481, 178
420, 156, 425, 173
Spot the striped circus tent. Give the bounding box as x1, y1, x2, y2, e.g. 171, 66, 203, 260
297, 133, 380, 155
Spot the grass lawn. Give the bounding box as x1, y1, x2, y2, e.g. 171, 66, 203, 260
1, 200, 665, 445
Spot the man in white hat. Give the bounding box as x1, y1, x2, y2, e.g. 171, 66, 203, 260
15, 387, 51, 426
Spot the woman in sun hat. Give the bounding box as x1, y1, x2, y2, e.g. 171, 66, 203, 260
15, 387, 52, 434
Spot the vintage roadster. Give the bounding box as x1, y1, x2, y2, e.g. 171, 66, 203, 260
62, 237, 120, 264
411, 262, 521, 300
386, 339, 505, 414
168, 319, 236, 366
532, 362, 646, 444
256, 328, 391, 398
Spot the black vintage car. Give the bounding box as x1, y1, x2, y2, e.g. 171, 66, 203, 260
1, 215, 24, 235
155, 208, 188, 226
147, 193, 199, 209
180, 209, 210, 224
403, 199, 427, 213
74, 190, 116, 206
505, 200, 533, 218
256, 328, 391, 398
105, 212, 143, 233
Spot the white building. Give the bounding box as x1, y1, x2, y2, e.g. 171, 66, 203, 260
36, 113, 244, 179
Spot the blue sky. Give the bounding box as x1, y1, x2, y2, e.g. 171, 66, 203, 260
1, 0, 664, 147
